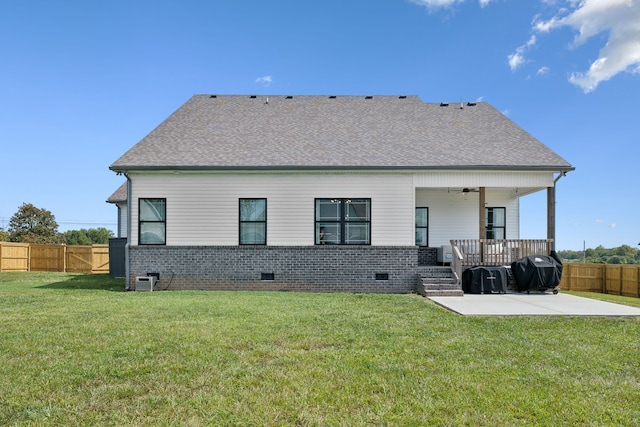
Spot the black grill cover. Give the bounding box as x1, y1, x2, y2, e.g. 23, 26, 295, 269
511, 251, 563, 292
462, 266, 508, 294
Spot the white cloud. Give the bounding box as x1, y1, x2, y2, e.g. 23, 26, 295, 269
255, 75, 273, 87
409, 0, 464, 9
533, 0, 640, 92
508, 35, 537, 71
409, 0, 494, 10
609, 223, 618, 229
537, 66, 550, 75
596, 218, 605, 223
508, 50, 526, 71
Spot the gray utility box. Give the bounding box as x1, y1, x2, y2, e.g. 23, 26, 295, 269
135, 276, 157, 291
437, 245, 453, 263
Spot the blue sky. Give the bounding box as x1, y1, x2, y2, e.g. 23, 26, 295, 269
1, 0, 638, 251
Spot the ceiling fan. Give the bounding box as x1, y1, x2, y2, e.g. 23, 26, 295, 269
457, 188, 479, 195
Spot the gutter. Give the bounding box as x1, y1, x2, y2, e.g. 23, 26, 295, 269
548, 169, 572, 252
124, 171, 132, 291
110, 165, 576, 173
554, 169, 569, 185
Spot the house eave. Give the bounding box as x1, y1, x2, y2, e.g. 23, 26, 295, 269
110, 165, 575, 173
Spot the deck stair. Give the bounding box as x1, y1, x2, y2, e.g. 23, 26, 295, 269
416, 266, 463, 297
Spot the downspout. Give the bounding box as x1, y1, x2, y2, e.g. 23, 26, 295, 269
124, 171, 132, 291
547, 171, 568, 253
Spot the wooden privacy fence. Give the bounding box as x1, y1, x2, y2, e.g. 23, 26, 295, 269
0, 242, 109, 274
560, 263, 640, 297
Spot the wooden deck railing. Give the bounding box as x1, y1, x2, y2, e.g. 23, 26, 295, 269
450, 239, 553, 285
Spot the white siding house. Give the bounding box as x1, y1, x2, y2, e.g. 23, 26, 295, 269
126, 171, 415, 247
109, 95, 573, 292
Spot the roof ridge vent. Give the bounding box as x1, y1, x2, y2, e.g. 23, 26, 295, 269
329, 95, 337, 99
440, 102, 449, 107
466, 102, 477, 106
399, 95, 407, 99
249, 95, 257, 99
365, 96, 373, 99
285, 96, 293, 99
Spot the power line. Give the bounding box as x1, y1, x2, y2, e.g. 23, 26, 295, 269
57, 220, 117, 226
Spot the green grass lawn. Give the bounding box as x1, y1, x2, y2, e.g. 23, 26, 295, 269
1, 273, 639, 426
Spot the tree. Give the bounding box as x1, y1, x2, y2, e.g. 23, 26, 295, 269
63, 229, 92, 245
615, 244, 636, 258
64, 228, 114, 245
0, 227, 8, 241
606, 256, 626, 264
85, 227, 115, 244
7, 203, 63, 244
559, 244, 640, 264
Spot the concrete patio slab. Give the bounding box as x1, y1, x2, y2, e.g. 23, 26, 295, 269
428, 292, 640, 316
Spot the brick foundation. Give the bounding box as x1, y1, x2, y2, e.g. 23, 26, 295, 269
128, 245, 419, 293
418, 247, 438, 266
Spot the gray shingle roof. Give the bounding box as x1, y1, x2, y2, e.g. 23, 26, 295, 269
106, 182, 127, 203
110, 95, 573, 171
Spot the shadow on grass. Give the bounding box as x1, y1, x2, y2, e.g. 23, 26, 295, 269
38, 274, 126, 292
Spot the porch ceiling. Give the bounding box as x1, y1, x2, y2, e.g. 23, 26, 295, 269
415, 187, 543, 199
